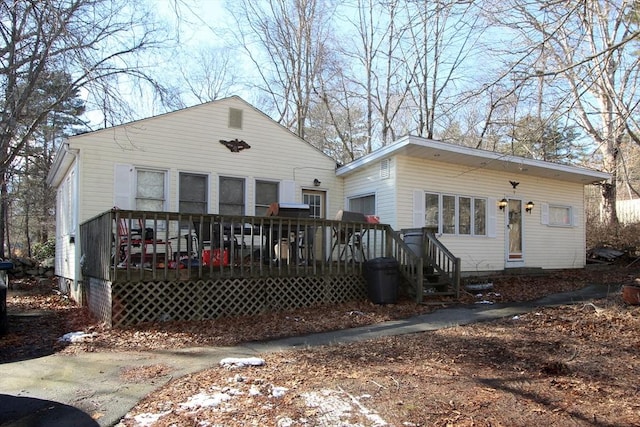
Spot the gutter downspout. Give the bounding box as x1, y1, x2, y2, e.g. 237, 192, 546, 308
63, 143, 82, 304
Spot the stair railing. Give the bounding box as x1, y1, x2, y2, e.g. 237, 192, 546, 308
423, 229, 461, 298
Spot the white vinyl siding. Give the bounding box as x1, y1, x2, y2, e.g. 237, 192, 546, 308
72, 97, 341, 222
392, 155, 586, 272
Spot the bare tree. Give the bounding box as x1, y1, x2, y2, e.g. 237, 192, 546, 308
0, 0, 171, 257
178, 47, 240, 103
228, 0, 333, 139
403, 0, 484, 140
482, 0, 640, 226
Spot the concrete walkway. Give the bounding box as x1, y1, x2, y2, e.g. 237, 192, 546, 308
0, 283, 619, 427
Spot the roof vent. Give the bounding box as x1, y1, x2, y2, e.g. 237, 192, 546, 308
228, 108, 243, 129
380, 159, 390, 179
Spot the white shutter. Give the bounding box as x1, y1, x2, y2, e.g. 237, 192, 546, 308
412, 190, 425, 227
572, 207, 579, 227
280, 180, 296, 203
541, 203, 550, 225
487, 197, 497, 238
114, 164, 134, 209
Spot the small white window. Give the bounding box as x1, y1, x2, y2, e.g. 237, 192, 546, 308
255, 180, 279, 216
348, 194, 375, 215
549, 205, 572, 226
136, 169, 166, 211
219, 176, 245, 215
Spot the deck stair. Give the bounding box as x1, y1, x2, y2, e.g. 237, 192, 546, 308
399, 228, 461, 301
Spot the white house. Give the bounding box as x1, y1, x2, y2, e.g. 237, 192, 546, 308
46, 97, 610, 303
337, 135, 610, 272
46, 96, 343, 296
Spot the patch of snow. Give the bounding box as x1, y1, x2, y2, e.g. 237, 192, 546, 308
219, 357, 265, 368
276, 416, 295, 426
180, 389, 236, 410
271, 386, 288, 398
512, 315, 520, 320
132, 411, 171, 427
475, 300, 494, 304
58, 331, 97, 343
303, 388, 388, 426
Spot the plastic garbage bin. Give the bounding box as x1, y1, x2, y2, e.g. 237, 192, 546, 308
402, 228, 424, 257
364, 257, 399, 304
0, 261, 14, 336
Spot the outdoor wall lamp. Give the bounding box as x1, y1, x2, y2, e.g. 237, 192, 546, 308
313, 178, 321, 187
526, 201, 535, 214
498, 198, 508, 211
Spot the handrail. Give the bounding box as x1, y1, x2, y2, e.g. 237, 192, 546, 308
424, 229, 461, 298
80, 209, 391, 282
385, 228, 424, 302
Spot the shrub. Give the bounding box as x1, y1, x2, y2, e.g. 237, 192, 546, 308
32, 239, 56, 261
586, 220, 640, 255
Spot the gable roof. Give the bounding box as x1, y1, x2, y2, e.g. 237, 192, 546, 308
46, 96, 335, 187
336, 135, 610, 185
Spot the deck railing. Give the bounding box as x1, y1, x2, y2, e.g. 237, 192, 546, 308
80, 209, 416, 284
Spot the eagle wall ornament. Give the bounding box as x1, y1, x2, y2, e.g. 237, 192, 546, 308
219, 138, 251, 152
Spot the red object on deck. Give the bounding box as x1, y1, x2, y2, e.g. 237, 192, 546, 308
202, 248, 230, 267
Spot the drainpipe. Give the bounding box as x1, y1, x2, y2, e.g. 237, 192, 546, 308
63, 142, 82, 304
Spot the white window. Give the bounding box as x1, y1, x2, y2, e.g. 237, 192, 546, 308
424, 192, 487, 236
135, 169, 166, 211
179, 173, 208, 214
348, 194, 375, 215
303, 191, 324, 218
474, 198, 487, 235
219, 176, 245, 215
549, 205, 572, 226
59, 173, 75, 235
255, 180, 278, 216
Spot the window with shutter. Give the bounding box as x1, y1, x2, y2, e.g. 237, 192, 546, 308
135, 169, 166, 211
255, 180, 278, 216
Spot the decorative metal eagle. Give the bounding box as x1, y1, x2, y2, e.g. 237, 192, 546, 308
219, 138, 251, 152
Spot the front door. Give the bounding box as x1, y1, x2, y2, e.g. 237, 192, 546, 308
507, 199, 523, 264
302, 190, 326, 262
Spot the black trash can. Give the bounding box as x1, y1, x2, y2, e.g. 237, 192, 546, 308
364, 257, 399, 304
0, 261, 13, 336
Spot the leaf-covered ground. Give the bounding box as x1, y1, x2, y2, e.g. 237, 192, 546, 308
2, 265, 639, 426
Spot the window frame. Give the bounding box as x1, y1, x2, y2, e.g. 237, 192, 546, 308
347, 193, 376, 215
135, 168, 167, 211
179, 172, 209, 214
219, 176, 246, 215
255, 179, 279, 216
425, 192, 487, 237
548, 204, 573, 227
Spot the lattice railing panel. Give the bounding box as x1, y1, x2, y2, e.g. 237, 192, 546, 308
110, 274, 367, 328
86, 277, 112, 325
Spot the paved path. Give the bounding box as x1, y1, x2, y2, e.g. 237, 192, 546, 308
0, 283, 619, 427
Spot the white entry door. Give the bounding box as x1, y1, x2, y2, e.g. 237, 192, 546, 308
507, 199, 524, 265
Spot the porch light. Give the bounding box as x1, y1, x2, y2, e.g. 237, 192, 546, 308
313, 178, 321, 187
498, 198, 508, 211
526, 201, 535, 214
